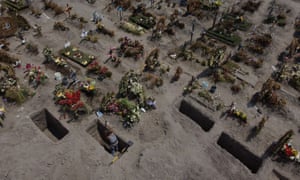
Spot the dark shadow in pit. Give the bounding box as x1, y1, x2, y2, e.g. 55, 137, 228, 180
217, 132, 263, 173
86, 120, 131, 155
30, 109, 69, 142
179, 99, 214, 132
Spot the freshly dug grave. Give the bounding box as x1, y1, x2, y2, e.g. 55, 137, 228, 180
30, 109, 69, 142
179, 98, 215, 132
86, 119, 131, 155
217, 132, 263, 173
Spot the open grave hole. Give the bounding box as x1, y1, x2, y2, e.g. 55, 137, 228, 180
217, 132, 263, 173
86, 120, 131, 155
30, 109, 69, 142
179, 99, 215, 132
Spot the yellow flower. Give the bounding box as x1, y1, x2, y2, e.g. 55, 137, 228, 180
56, 92, 65, 98
88, 85, 95, 91
0, 106, 5, 112
215, 0, 222, 6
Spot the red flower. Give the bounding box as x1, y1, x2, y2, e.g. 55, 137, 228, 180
99, 66, 108, 74
64, 90, 81, 104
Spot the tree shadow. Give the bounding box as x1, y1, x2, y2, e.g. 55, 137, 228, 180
196, 68, 213, 79
294, 31, 300, 38
261, 141, 277, 160
278, 51, 289, 62
246, 126, 258, 142
220, 111, 228, 119
247, 92, 259, 108
170, 77, 178, 83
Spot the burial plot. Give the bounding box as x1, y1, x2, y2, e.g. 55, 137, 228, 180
217, 132, 263, 173
4, 0, 29, 11
86, 119, 132, 155
30, 109, 69, 142
179, 98, 215, 132
60, 46, 95, 67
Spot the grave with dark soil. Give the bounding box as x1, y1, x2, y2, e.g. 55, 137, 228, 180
217, 132, 263, 173
30, 109, 69, 142
179, 99, 215, 132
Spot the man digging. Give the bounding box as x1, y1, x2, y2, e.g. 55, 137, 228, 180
105, 129, 119, 156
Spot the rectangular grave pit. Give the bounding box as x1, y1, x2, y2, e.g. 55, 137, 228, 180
86, 120, 131, 155
179, 99, 215, 132
217, 132, 263, 173
30, 109, 69, 142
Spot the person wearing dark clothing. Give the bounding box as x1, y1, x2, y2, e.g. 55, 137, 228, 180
106, 130, 119, 156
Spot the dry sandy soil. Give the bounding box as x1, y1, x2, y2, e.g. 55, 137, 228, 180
0, 0, 300, 179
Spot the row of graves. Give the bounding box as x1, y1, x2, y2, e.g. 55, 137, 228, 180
0, 0, 139, 162
0, 0, 176, 162
0, 0, 300, 173
0, 5, 35, 126
37, 0, 300, 171
176, 0, 300, 177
